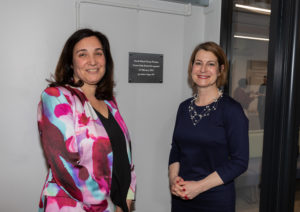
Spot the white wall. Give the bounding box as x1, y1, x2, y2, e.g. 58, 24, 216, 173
0, 0, 221, 211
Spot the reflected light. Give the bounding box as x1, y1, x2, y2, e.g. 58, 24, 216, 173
235, 3, 271, 15
234, 35, 269, 42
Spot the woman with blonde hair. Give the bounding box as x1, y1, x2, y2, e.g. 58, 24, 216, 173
169, 42, 249, 212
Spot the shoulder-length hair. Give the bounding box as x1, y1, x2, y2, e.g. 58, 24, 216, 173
49, 28, 114, 100
188, 41, 228, 94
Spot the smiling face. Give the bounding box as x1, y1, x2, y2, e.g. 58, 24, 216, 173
191, 49, 223, 90
72, 36, 106, 87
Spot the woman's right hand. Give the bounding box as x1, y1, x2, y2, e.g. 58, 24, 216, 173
170, 176, 185, 197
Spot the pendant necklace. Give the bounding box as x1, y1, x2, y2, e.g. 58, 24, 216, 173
188, 89, 223, 126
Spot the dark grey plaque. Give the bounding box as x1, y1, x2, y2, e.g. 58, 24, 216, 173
128, 52, 163, 83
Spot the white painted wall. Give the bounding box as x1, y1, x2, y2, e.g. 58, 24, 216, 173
0, 0, 221, 211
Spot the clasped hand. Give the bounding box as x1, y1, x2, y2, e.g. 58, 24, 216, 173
170, 176, 203, 200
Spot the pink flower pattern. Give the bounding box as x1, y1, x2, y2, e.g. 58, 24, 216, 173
38, 86, 136, 212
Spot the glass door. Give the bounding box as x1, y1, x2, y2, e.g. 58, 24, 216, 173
225, 1, 271, 211
221, 0, 300, 211
294, 71, 300, 211
296, 128, 300, 211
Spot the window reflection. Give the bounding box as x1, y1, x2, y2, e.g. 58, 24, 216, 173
295, 127, 300, 210
229, 0, 271, 211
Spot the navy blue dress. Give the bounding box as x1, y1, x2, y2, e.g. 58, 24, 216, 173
169, 94, 249, 212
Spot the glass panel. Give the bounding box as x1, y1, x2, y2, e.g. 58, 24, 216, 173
228, 0, 271, 211
296, 128, 300, 211
294, 78, 300, 210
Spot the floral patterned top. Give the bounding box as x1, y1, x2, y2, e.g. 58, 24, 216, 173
37, 86, 136, 212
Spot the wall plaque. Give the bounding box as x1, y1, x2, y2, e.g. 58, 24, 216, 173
128, 52, 163, 83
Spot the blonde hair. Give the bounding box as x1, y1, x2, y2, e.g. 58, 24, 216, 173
188, 41, 228, 94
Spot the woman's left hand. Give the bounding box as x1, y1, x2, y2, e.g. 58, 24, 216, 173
114, 200, 133, 212
115, 206, 123, 212
127, 199, 133, 212
179, 180, 203, 200
180, 172, 224, 200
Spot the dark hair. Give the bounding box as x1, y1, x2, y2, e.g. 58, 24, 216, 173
49, 28, 114, 100
188, 41, 228, 94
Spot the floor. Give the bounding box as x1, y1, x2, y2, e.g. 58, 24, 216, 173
235, 180, 300, 212
236, 187, 259, 212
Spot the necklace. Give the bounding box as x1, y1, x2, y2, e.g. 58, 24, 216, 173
188, 90, 223, 126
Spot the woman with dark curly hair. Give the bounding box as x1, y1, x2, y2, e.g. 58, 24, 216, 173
38, 28, 136, 212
